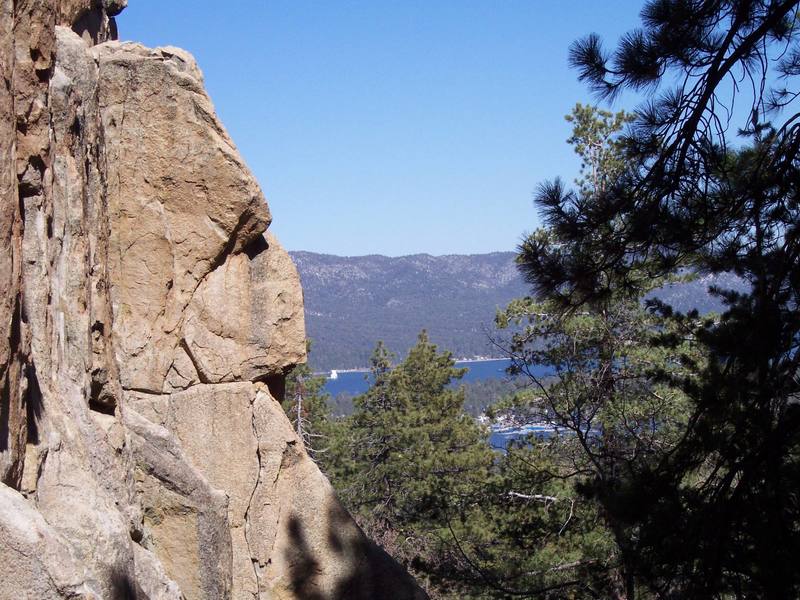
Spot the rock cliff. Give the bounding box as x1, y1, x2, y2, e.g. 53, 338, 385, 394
0, 2, 426, 598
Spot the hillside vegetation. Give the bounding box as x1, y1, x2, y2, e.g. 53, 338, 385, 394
291, 251, 528, 370
292, 251, 745, 370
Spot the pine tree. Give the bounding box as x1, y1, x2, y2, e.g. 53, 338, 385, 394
459, 104, 699, 599
333, 333, 495, 597
282, 354, 339, 471
518, 2, 800, 596
335, 340, 400, 522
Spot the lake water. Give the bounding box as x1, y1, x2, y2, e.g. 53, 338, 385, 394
488, 424, 560, 450
323, 357, 541, 397
323, 357, 556, 449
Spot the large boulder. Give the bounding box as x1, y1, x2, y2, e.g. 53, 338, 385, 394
0, 2, 426, 599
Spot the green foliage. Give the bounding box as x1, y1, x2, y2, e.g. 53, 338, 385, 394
566, 102, 634, 199
521, 2, 800, 596
480, 103, 704, 598
327, 333, 496, 597
343, 333, 489, 527
459, 376, 527, 417
283, 355, 340, 470
326, 377, 526, 421
494, 294, 700, 596
323, 320, 679, 598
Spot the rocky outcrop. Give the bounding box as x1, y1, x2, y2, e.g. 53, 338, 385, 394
0, 3, 425, 598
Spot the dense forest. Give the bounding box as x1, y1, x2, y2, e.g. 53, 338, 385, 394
282, 2, 800, 598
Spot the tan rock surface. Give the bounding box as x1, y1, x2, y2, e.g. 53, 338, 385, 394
130, 382, 427, 600
95, 40, 272, 393
0, 483, 88, 599
180, 232, 306, 387
0, 2, 426, 599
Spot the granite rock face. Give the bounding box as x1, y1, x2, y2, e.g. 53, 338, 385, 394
0, 3, 426, 599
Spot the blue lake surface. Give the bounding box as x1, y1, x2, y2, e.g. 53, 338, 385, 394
488, 424, 560, 450
323, 358, 556, 449
323, 358, 553, 397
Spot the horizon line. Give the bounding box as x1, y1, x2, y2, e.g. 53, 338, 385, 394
287, 248, 519, 260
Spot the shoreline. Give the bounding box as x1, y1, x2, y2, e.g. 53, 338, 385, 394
315, 356, 510, 378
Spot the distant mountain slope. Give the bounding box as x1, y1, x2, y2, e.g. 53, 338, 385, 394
290, 251, 528, 370
648, 271, 748, 314
290, 251, 749, 371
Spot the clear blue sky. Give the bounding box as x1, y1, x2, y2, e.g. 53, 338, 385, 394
119, 1, 644, 256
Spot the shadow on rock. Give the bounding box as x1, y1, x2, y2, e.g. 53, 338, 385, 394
110, 568, 139, 600
285, 500, 427, 600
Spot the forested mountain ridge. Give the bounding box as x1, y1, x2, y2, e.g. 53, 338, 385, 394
290, 250, 747, 371
290, 251, 528, 370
